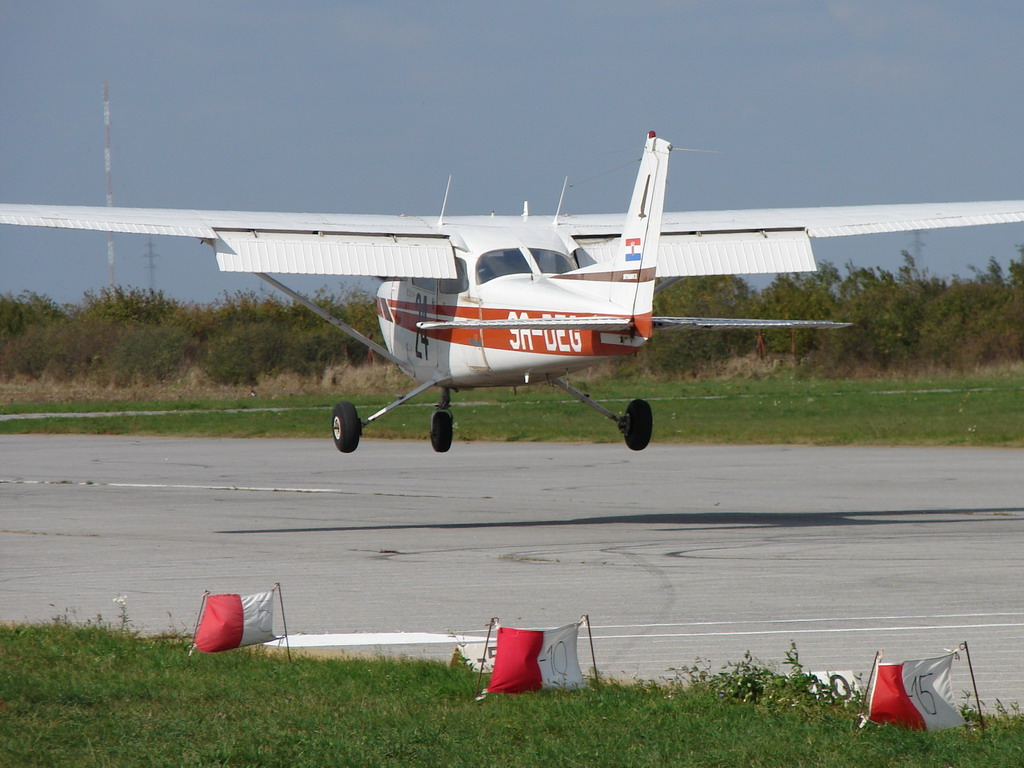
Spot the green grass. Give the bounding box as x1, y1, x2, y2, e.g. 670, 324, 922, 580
2, 625, 1022, 767
2, 373, 1024, 446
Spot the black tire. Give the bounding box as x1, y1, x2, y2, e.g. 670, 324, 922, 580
331, 401, 361, 453
430, 410, 453, 453
622, 399, 653, 451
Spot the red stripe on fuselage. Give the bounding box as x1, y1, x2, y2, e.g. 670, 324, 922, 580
380, 299, 650, 357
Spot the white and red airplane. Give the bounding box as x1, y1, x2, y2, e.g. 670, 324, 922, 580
3, 132, 1023, 452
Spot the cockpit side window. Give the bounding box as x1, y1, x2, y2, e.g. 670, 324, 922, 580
438, 257, 468, 294
475, 249, 532, 284
530, 248, 577, 275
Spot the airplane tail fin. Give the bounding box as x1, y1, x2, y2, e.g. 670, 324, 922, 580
621, 131, 671, 336
555, 132, 671, 337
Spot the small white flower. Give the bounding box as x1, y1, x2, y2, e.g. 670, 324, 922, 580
113, 595, 127, 607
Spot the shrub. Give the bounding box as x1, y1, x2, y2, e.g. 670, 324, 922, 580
677, 644, 853, 711
81, 286, 181, 326
284, 328, 364, 376
201, 323, 291, 385
0, 291, 66, 341
754, 262, 842, 360
110, 325, 192, 384
1, 324, 55, 378
0, 319, 123, 381
642, 275, 757, 374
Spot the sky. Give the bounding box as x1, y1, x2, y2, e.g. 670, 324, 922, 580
1, 0, 1022, 303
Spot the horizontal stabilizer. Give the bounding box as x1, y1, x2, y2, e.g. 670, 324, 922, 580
418, 316, 633, 332
653, 316, 851, 330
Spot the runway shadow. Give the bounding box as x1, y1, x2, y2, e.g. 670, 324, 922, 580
218, 507, 1024, 535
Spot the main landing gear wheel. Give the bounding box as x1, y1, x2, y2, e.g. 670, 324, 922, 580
332, 401, 361, 453
430, 409, 453, 453
621, 398, 653, 451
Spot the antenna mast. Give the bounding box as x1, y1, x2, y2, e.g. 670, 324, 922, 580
437, 175, 452, 227
103, 80, 115, 286
141, 239, 159, 291
553, 176, 569, 224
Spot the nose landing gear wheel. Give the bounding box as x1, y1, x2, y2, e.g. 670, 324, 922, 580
621, 398, 652, 451
332, 401, 361, 453
430, 409, 453, 453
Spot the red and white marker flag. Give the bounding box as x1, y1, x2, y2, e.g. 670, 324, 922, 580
868, 654, 966, 731
193, 590, 278, 653
486, 622, 586, 695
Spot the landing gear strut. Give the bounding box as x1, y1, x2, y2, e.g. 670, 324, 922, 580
332, 377, 651, 454
331, 380, 456, 454
549, 377, 653, 451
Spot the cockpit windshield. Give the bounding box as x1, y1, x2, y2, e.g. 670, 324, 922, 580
530, 248, 577, 275
476, 249, 532, 284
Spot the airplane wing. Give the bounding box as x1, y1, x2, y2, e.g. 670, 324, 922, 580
0, 203, 458, 279
3, 199, 1023, 281
566, 200, 1024, 278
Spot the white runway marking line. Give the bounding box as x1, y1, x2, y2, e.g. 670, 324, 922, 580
589, 623, 1024, 639
593, 612, 1024, 629
455, 613, 1024, 640
585, 613, 1024, 639
0, 406, 322, 422
0, 479, 433, 497
271, 632, 486, 648
269, 613, 1024, 648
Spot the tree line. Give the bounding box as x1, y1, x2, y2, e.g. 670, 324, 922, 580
645, 250, 1024, 376
2, 249, 1023, 386
0, 286, 378, 386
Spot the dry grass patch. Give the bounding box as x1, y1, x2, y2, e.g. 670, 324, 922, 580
0, 364, 411, 404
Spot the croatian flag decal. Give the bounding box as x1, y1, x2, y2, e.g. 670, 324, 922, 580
625, 237, 642, 262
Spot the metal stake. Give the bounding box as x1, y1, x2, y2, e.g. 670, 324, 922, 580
185, 590, 209, 668
960, 641, 985, 731
857, 650, 882, 729
275, 583, 291, 662
476, 618, 497, 699
582, 614, 599, 686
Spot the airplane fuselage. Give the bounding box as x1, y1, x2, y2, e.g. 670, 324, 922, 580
375, 223, 646, 388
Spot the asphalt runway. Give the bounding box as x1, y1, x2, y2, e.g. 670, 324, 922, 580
3, 434, 1023, 705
